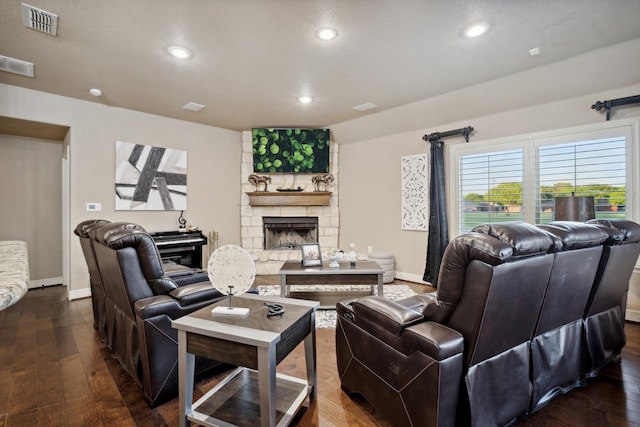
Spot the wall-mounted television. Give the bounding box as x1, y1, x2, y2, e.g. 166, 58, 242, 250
252, 128, 330, 173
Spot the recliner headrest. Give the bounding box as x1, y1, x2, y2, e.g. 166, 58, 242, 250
92, 222, 177, 295
94, 222, 147, 245
537, 221, 609, 250
423, 232, 514, 324
471, 222, 557, 256
587, 219, 640, 244
74, 219, 110, 238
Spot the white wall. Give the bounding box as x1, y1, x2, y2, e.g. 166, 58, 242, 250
0, 83, 242, 299
331, 39, 640, 316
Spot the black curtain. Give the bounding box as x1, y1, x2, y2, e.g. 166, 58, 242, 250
423, 140, 449, 287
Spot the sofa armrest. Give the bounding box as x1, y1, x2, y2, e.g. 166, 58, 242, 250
169, 270, 211, 287
169, 283, 225, 306
402, 321, 464, 360
338, 297, 463, 361
351, 296, 424, 335
134, 289, 225, 320
394, 292, 438, 312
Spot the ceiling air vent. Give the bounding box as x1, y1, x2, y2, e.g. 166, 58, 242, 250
0, 55, 34, 78
353, 102, 378, 112
21, 3, 58, 36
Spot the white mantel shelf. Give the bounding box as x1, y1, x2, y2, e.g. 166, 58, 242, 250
246, 191, 332, 206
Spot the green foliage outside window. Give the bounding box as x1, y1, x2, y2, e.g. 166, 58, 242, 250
464, 182, 626, 208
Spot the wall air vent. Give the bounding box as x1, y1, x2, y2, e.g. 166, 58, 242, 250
21, 3, 58, 36
0, 55, 34, 78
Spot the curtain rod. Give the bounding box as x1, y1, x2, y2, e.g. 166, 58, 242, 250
591, 94, 640, 121
423, 126, 474, 143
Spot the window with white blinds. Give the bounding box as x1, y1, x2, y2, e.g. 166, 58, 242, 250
536, 137, 626, 224
459, 149, 523, 233
450, 120, 635, 236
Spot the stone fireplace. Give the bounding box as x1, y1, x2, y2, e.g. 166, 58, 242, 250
263, 216, 319, 250
240, 131, 339, 274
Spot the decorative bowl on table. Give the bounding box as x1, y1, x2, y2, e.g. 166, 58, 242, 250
323, 250, 345, 268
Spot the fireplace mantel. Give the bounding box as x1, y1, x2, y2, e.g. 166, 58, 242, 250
246, 191, 332, 206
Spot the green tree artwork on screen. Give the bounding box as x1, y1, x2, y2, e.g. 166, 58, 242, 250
252, 128, 330, 173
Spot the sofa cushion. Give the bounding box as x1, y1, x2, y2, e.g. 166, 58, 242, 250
537, 221, 609, 250
472, 222, 557, 256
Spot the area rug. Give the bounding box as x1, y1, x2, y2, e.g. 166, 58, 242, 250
257, 284, 418, 328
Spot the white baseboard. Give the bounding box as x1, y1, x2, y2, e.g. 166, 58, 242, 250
394, 271, 432, 286
626, 309, 640, 323
69, 287, 91, 301
28, 276, 63, 289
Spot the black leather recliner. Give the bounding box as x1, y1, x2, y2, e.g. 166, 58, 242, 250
506, 221, 608, 412
584, 218, 640, 376
75, 219, 209, 347
88, 222, 227, 406
337, 220, 640, 426
337, 222, 558, 427
74, 219, 112, 343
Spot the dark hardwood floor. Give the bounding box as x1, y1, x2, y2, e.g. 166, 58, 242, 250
1, 284, 639, 426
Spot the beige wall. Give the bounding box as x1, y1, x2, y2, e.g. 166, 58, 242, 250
0, 134, 63, 282
0, 83, 242, 299
332, 39, 640, 319
1, 38, 639, 313
335, 83, 640, 283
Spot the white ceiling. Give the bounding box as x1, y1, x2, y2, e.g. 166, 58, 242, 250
1, 0, 640, 131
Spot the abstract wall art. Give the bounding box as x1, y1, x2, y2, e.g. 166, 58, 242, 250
401, 153, 428, 230
115, 141, 187, 210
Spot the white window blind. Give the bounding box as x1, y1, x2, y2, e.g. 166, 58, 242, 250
451, 121, 635, 236
459, 149, 523, 233
536, 137, 626, 223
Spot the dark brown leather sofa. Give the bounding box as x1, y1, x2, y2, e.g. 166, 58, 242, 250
74, 219, 112, 343
76, 221, 228, 406
485, 221, 608, 413
584, 219, 640, 376
336, 220, 640, 427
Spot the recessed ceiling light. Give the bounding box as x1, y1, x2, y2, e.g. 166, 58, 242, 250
315, 27, 338, 41
89, 88, 102, 97
463, 23, 489, 38
297, 96, 314, 104
168, 46, 192, 59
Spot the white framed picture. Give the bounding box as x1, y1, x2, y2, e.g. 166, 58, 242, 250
115, 141, 187, 210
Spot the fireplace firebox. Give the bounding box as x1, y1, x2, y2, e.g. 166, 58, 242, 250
263, 216, 319, 250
